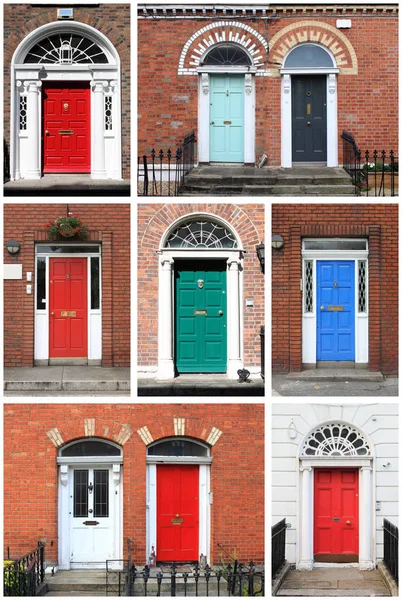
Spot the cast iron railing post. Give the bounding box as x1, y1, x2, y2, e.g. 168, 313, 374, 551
143, 155, 149, 196
156, 570, 163, 596
272, 518, 287, 579
170, 562, 177, 596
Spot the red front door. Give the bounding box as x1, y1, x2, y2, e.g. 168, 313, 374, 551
314, 468, 359, 562
157, 465, 199, 562
49, 258, 88, 358
43, 83, 90, 173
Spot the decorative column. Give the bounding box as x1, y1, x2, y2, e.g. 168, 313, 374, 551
24, 80, 42, 179
298, 465, 314, 570
281, 74, 292, 168
227, 258, 243, 379
326, 74, 338, 167
359, 465, 373, 569
59, 465, 70, 568
90, 80, 108, 179
244, 74, 255, 165
157, 257, 175, 380
198, 73, 210, 163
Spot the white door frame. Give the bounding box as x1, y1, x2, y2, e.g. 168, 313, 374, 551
146, 458, 212, 565
34, 244, 102, 364
280, 68, 339, 168
10, 21, 122, 180
302, 242, 369, 366
298, 458, 374, 571
57, 457, 123, 570
197, 68, 256, 164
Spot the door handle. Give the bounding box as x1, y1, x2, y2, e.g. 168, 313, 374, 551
307, 121, 311, 126
320, 306, 324, 310
45, 130, 49, 135
346, 520, 351, 525
219, 310, 223, 315
51, 312, 55, 316
210, 121, 214, 125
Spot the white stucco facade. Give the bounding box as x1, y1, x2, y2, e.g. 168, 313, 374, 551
272, 404, 399, 570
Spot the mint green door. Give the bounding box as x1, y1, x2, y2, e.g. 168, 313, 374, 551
210, 74, 244, 162
176, 261, 227, 373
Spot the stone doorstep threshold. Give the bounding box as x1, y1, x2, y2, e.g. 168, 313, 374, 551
277, 589, 390, 596
286, 369, 384, 382
377, 562, 399, 597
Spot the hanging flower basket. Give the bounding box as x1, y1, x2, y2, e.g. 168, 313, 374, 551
45, 215, 89, 240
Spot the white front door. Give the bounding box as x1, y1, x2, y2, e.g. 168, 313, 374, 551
70, 467, 114, 566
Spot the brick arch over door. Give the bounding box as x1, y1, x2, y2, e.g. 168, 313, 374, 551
138, 417, 223, 447
268, 20, 358, 75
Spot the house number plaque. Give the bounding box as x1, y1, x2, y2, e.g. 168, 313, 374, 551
328, 306, 344, 311
61, 311, 76, 317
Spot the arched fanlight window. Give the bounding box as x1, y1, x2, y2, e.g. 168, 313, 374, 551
60, 438, 122, 457
284, 44, 334, 68
24, 33, 109, 64
147, 438, 209, 457
165, 219, 238, 249
202, 44, 252, 67
301, 423, 371, 457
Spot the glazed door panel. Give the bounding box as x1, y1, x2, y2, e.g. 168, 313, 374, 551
43, 83, 90, 173
176, 261, 227, 373
292, 75, 327, 162
157, 465, 199, 562
70, 467, 114, 564
50, 258, 87, 358
210, 74, 244, 162
317, 261, 355, 361
314, 469, 359, 561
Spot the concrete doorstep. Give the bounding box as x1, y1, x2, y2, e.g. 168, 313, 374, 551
138, 373, 264, 396
4, 366, 130, 394
286, 369, 384, 382
4, 176, 130, 197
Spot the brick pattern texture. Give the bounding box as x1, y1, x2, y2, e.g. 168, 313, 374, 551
272, 204, 398, 375
4, 4, 130, 179
138, 8, 398, 164
137, 204, 265, 369
4, 204, 130, 367
4, 404, 264, 565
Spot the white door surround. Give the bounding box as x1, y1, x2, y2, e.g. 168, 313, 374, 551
198, 69, 256, 165
57, 455, 123, 570
34, 244, 102, 364
157, 214, 244, 380
10, 21, 122, 181
302, 240, 369, 366
297, 422, 374, 571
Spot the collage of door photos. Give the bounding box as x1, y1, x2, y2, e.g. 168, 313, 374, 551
2, 2, 399, 599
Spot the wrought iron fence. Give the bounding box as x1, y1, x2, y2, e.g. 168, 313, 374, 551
260, 325, 265, 379
106, 561, 264, 597
4, 543, 45, 596
272, 519, 287, 579
341, 131, 398, 196
383, 519, 398, 584
4, 139, 10, 183
138, 132, 196, 196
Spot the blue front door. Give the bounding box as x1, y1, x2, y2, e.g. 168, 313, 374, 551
317, 261, 355, 361
210, 74, 244, 162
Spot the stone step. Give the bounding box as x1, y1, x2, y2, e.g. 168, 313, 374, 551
180, 184, 355, 197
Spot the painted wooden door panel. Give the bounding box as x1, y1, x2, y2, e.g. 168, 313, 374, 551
157, 465, 199, 562
210, 74, 244, 162
176, 261, 226, 373
43, 83, 90, 173
317, 261, 355, 361
70, 467, 113, 564
50, 258, 87, 357
314, 469, 359, 561
292, 75, 327, 162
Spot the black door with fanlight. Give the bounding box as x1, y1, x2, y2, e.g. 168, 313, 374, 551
292, 75, 327, 162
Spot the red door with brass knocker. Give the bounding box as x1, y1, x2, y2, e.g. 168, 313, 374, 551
43, 83, 90, 173
314, 469, 359, 562
157, 465, 199, 562
49, 258, 87, 358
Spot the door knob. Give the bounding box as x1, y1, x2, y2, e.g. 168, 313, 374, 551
346, 520, 351, 525
219, 310, 223, 315
51, 312, 54, 316
175, 514, 179, 517
88, 509, 93, 514
307, 121, 311, 126
45, 130, 49, 135
210, 121, 214, 125
320, 306, 324, 310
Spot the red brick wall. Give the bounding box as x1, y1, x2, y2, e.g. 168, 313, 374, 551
4, 4, 130, 179
138, 7, 398, 164
4, 403, 264, 565
4, 203, 130, 367
272, 203, 398, 375
137, 203, 265, 369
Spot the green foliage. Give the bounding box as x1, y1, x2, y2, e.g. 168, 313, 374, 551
4, 561, 28, 596
45, 215, 89, 240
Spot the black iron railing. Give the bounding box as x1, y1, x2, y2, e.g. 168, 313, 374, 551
272, 519, 287, 579
341, 131, 398, 196
4, 139, 10, 183
4, 543, 45, 597
106, 561, 264, 597
384, 519, 398, 584
260, 325, 265, 379
138, 132, 196, 196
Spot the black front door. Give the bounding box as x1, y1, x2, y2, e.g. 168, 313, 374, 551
292, 75, 327, 162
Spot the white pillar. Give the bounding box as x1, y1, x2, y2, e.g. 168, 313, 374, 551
227, 258, 243, 379
327, 74, 338, 167
198, 73, 210, 163
24, 80, 42, 179
90, 81, 108, 179
359, 465, 373, 570
281, 74, 292, 168
298, 466, 314, 570
244, 74, 255, 165
157, 257, 175, 380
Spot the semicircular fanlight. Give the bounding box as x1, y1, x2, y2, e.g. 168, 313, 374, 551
301, 423, 371, 457
24, 33, 109, 64
165, 220, 238, 249
203, 44, 252, 67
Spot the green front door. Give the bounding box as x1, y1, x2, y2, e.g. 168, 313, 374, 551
175, 261, 227, 373
210, 74, 244, 162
